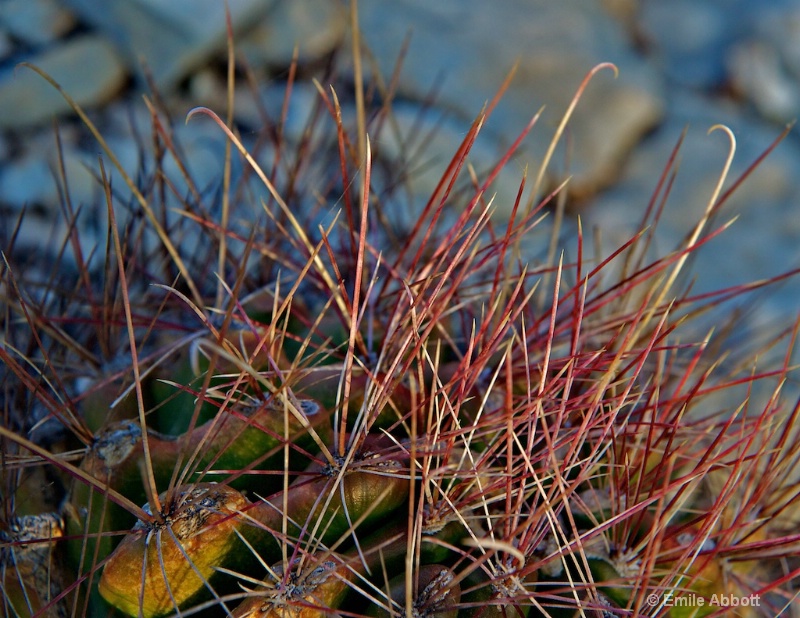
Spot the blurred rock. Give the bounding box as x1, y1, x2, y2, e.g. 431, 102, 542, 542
638, 0, 748, 89
0, 154, 55, 209
0, 28, 13, 60
727, 5, 800, 124
586, 90, 800, 315
602, 0, 639, 27
189, 67, 326, 139
0, 144, 100, 212
0, 0, 76, 46
354, 0, 664, 211
368, 102, 527, 230
60, 0, 274, 89
0, 0, 796, 353
774, 9, 800, 79
728, 40, 800, 124
239, 0, 347, 66
0, 34, 126, 129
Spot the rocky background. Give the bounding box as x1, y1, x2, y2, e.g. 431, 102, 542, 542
1, 0, 798, 365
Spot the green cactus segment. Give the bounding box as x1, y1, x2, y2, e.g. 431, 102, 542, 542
67, 397, 330, 566
97, 483, 266, 618
294, 369, 414, 431
79, 377, 143, 434
248, 451, 410, 552
65, 420, 173, 572
586, 556, 631, 609
365, 564, 460, 618
149, 353, 217, 436
419, 520, 472, 565
99, 449, 408, 618
226, 519, 465, 617
231, 557, 355, 618
182, 396, 331, 488
0, 513, 66, 618
150, 326, 286, 436
458, 563, 537, 618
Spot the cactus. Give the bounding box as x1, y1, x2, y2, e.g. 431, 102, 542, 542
2, 13, 800, 618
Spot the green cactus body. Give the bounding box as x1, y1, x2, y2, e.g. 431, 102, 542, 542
586, 555, 631, 609
148, 351, 217, 436
97, 483, 266, 618
66, 396, 330, 610
293, 368, 414, 431
98, 446, 409, 618
458, 565, 536, 618
365, 564, 460, 618
65, 420, 173, 573
230, 557, 355, 618
243, 452, 410, 566
229, 516, 415, 617
149, 324, 287, 436
78, 376, 143, 434
0, 514, 66, 618
182, 396, 331, 488
228, 519, 468, 618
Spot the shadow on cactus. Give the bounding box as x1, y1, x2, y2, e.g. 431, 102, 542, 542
2, 17, 800, 618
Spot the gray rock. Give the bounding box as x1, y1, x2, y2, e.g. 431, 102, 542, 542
601, 0, 638, 28
0, 154, 55, 208
726, 5, 800, 124
7, 209, 105, 272
352, 0, 664, 213
188, 68, 223, 103
0, 144, 100, 212
60, 0, 274, 90
638, 0, 735, 88
367, 101, 528, 231
0, 0, 76, 46
728, 40, 800, 124
774, 9, 800, 79
586, 90, 800, 317
0, 34, 127, 129
0, 28, 12, 60
247, 81, 321, 139
239, 0, 347, 66
0, 152, 57, 210
87, 104, 238, 214
189, 68, 327, 141
161, 120, 233, 198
